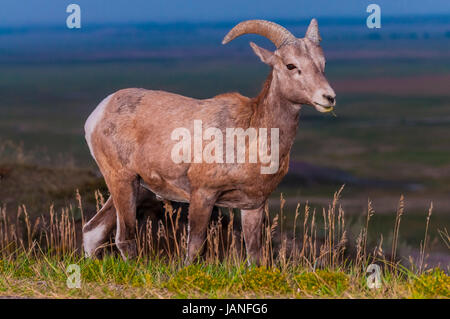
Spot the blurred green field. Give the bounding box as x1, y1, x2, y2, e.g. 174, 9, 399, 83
1, 57, 449, 184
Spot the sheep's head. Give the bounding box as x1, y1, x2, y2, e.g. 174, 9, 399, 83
223, 19, 336, 113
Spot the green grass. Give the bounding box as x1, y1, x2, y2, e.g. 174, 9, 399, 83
409, 268, 450, 298
0, 186, 448, 299
0, 254, 448, 299
294, 269, 349, 296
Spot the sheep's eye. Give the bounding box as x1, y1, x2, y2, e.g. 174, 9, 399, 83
286, 64, 297, 70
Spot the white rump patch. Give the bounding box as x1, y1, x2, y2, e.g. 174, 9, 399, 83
83, 224, 107, 257
84, 93, 115, 161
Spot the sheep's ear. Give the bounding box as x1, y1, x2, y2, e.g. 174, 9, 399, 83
250, 42, 274, 65
305, 18, 321, 45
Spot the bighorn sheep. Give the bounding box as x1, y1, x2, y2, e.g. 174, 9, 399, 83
83, 19, 336, 263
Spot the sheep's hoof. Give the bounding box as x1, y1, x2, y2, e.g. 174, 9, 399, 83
116, 241, 137, 260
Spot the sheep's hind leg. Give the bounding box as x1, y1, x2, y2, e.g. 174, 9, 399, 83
106, 175, 140, 260
83, 196, 116, 258
83, 184, 157, 258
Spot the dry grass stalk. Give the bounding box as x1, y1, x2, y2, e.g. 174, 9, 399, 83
0, 187, 437, 278
419, 203, 433, 273
391, 195, 405, 266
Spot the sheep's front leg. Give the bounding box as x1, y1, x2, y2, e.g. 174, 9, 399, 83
185, 189, 217, 264
241, 203, 265, 265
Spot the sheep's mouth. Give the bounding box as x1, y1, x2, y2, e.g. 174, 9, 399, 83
313, 102, 334, 113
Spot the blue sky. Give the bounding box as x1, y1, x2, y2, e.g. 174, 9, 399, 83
0, 0, 449, 26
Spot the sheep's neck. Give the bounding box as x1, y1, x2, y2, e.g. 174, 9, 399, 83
251, 71, 301, 158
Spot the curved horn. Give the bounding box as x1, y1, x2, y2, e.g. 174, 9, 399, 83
222, 20, 296, 48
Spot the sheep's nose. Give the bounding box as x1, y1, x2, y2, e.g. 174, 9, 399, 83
323, 94, 335, 105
